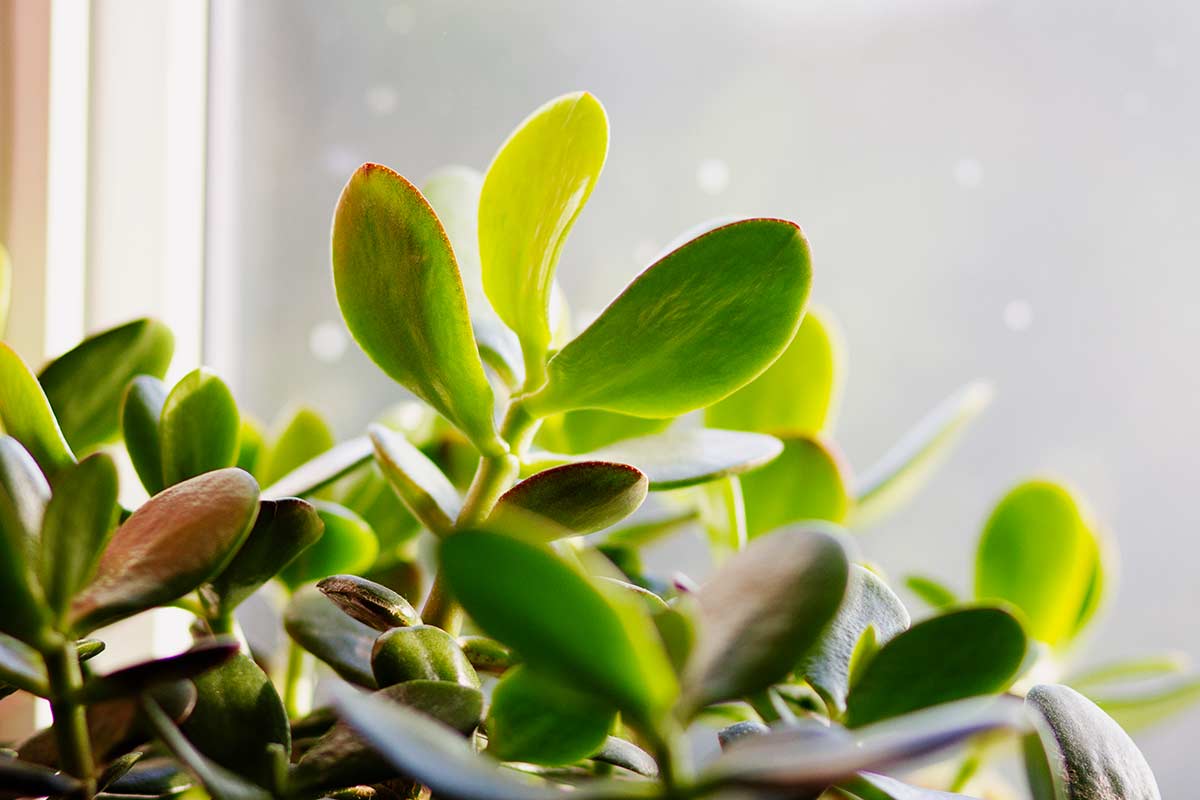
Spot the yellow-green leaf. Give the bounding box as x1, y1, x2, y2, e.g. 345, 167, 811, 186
159, 368, 240, 487
258, 407, 335, 487
486, 666, 616, 766
0, 342, 75, 477
740, 435, 852, 537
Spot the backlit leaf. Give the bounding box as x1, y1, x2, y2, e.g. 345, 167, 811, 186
0, 437, 52, 644
369, 423, 461, 535
486, 665, 616, 766
121, 375, 168, 494
279, 500, 377, 589
159, 368, 240, 486
260, 435, 372, 501
739, 434, 851, 537
0, 342, 75, 476
535, 410, 671, 456
258, 406, 335, 487
905, 575, 960, 610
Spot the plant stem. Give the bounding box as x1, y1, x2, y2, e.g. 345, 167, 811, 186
44, 638, 94, 797
283, 639, 308, 719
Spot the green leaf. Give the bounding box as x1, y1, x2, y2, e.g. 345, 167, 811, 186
258, 406, 335, 487
316, 573, 421, 631
693, 476, 746, 559
38, 452, 119, 619
683, 526, 849, 713
526, 427, 783, 490
0, 341, 75, 476
441, 528, 677, 727
1067, 653, 1190, 691
536, 410, 671, 456
290, 681, 483, 795
797, 565, 910, 716
975, 480, 1102, 647
159, 368, 240, 486
121, 375, 168, 494
853, 382, 992, 526
0, 633, 50, 696
1087, 674, 1200, 733
371, 625, 480, 688
284, 585, 377, 687
841, 772, 977, 799
79, 637, 240, 703
479, 92, 608, 372
706, 696, 1028, 792
332, 163, 502, 456
205, 498, 324, 615
845, 606, 1027, 728
705, 305, 844, 435
0, 437, 52, 645
278, 500, 377, 589
236, 416, 266, 476
486, 665, 616, 766
69, 468, 260, 635
492, 461, 647, 537
904, 575, 960, 610
260, 435, 372, 501
369, 423, 461, 535
0, 755, 81, 797
38, 318, 174, 452
1024, 683, 1161, 800
740, 434, 851, 537
522, 219, 812, 419
331, 684, 654, 800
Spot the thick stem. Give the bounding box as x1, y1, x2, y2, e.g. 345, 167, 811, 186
44, 639, 94, 797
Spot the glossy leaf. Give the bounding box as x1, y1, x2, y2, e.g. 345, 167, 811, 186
283, 585, 377, 687
706, 305, 844, 435
80, 637, 240, 703
38, 318, 174, 452
0, 437, 52, 645
121, 375, 168, 494
258, 406, 334, 486
260, 435, 372, 501
683, 526, 849, 713
853, 382, 992, 525
536, 409, 672, 455
332, 163, 503, 456
975, 480, 1102, 647
371, 625, 480, 688
317, 573, 421, 631
205, 498, 324, 615
369, 423, 461, 535
69, 468, 260, 635
798, 565, 910, 716
0, 755, 81, 797
290, 681, 483, 795
905, 575, 960, 610
486, 665, 616, 766
1024, 683, 1160, 800
523, 219, 812, 419
845, 607, 1027, 727
279, 500, 377, 589
480, 92, 608, 370
0, 342, 75, 475
459, 635, 515, 674
740, 434, 851, 537
38, 452, 119, 619
528, 427, 783, 490
492, 461, 647, 537
159, 368, 240, 486
441, 528, 677, 726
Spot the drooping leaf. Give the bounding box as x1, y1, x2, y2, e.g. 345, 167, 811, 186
258, 406, 335, 487
853, 382, 992, 526
38, 318, 174, 452
492, 461, 647, 537
739, 434, 851, 537
290, 681, 483, 795
332, 163, 503, 456
975, 480, 1102, 647
369, 423, 461, 535
480, 92, 608, 372
536, 410, 672, 456
0, 342, 75, 476
486, 665, 616, 766
683, 526, 849, 714
522, 219, 812, 420
317, 573, 420, 631
80, 637, 240, 703
372, 625, 480, 688
845, 606, 1027, 728
283, 585, 377, 687
527, 427, 783, 490
260, 435, 372, 501
0, 437, 52, 645
159, 368, 240, 486
277, 500, 376, 589
38, 452, 119, 619
69, 468, 260, 635
905, 575, 960, 610
706, 306, 844, 436
205, 498, 324, 616
1024, 683, 1161, 800
797, 565, 910, 716
121, 375, 168, 494
441, 528, 677, 727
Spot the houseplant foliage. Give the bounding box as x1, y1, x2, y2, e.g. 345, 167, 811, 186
0, 92, 1192, 800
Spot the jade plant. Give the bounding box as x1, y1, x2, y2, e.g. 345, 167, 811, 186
0, 92, 1193, 800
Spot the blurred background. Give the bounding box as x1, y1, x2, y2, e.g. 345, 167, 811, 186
3, 0, 1198, 792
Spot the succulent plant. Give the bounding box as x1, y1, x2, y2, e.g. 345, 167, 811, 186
0, 92, 1191, 800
